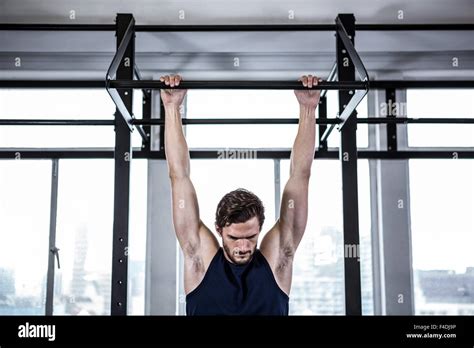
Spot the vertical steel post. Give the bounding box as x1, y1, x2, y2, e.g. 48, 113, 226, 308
337, 13, 362, 315
111, 13, 134, 315
386, 88, 398, 152
142, 89, 152, 154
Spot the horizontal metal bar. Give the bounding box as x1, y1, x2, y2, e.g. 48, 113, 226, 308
132, 118, 338, 125
137, 24, 335, 31
0, 24, 335, 31
1, 117, 472, 126
356, 24, 474, 31
361, 117, 474, 124
1, 80, 472, 89
1, 23, 473, 32
0, 80, 106, 88
370, 80, 474, 89
0, 24, 116, 31
109, 80, 367, 90
360, 151, 474, 159
0, 119, 114, 126
1, 149, 472, 159
0, 149, 125, 159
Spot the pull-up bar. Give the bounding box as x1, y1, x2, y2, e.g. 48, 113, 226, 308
2, 80, 473, 89
2, 117, 473, 126
107, 80, 367, 90
105, 14, 370, 136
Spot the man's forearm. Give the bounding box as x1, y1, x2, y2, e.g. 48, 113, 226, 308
164, 104, 191, 179
289, 105, 316, 177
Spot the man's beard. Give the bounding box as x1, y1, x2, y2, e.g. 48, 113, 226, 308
223, 243, 255, 265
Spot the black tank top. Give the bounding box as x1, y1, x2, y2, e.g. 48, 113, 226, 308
186, 248, 289, 315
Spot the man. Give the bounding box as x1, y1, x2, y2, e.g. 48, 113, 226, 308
160, 74, 321, 315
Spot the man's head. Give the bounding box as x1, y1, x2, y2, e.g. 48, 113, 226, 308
215, 188, 265, 265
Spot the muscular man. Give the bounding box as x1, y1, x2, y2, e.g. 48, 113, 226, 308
160, 74, 321, 315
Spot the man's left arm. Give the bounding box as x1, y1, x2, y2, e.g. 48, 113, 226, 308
260, 75, 320, 291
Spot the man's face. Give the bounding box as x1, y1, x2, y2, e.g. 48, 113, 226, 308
217, 216, 260, 265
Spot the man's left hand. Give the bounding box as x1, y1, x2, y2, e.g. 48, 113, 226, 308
294, 75, 322, 109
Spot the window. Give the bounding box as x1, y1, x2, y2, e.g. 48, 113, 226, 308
53, 160, 114, 315
0, 89, 144, 148
51, 159, 147, 315
0, 87, 148, 316
0, 160, 51, 314
186, 90, 299, 148
410, 159, 474, 315
406, 89, 474, 147
280, 159, 373, 315
185, 90, 369, 149
128, 159, 148, 315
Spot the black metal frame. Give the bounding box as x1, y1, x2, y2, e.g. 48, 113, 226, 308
1, 13, 473, 317
337, 14, 362, 315
386, 88, 397, 152
110, 14, 133, 316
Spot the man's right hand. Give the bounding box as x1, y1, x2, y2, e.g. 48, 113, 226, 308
160, 74, 187, 107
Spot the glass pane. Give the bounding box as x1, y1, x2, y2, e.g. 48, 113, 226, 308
407, 89, 474, 147
187, 124, 299, 148
0, 89, 143, 148
358, 160, 374, 315
53, 160, 114, 315
187, 90, 299, 119
280, 159, 372, 315
0, 89, 115, 119
410, 159, 474, 315
186, 90, 298, 149
127, 159, 147, 315
186, 89, 368, 149
0, 160, 51, 314
0, 126, 117, 148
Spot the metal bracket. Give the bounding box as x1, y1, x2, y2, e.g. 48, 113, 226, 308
106, 15, 149, 143
321, 15, 370, 142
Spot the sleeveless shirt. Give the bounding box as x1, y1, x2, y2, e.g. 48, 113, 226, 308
186, 248, 289, 315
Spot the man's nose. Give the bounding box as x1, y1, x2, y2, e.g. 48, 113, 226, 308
236, 239, 251, 252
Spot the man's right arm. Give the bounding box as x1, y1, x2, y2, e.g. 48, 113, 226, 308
161, 75, 219, 292
164, 103, 218, 257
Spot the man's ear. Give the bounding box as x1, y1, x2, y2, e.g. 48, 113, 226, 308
215, 223, 222, 236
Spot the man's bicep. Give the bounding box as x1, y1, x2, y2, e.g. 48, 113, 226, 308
170, 176, 201, 253
278, 174, 310, 250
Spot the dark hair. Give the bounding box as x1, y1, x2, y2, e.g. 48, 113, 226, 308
215, 188, 265, 232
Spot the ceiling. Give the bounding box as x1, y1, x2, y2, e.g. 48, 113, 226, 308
0, 0, 473, 79
1, 0, 473, 24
